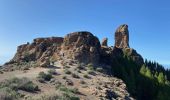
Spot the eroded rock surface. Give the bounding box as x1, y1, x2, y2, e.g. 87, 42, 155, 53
5, 24, 143, 67
101, 38, 108, 47
115, 24, 129, 48
3, 24, 144, 100
61, 31, 101, 64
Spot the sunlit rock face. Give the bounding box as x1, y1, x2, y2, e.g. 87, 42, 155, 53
62, 31, 101, 64
101, 38, 108, 47
115, 24, 129, 48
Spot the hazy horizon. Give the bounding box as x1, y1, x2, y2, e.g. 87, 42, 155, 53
0, 0, 170, 67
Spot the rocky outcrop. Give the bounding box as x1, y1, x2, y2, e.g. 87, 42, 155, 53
123, 48, 144, 65
115, 24, 129, 48
3, 24, 145, 100
61, 31, 101, 64
101, 38, 108, 47
7, 37, 64, 66
5, 24, 143, 67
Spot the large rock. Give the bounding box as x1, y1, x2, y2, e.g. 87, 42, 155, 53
115, 24, 129, 48
5, 24, 143, 66
101, 38, 108, 47
61, 31, 101, 64
7, 37, 64, 64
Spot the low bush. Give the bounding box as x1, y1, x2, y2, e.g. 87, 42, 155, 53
71, 73, 80, 78
83, 74, 90, 79
87, 63, 95, 70
0, 77, 38, 92
0, 77, 39, 100
80, 80, 86, 84
87, 70, 96, 76
37, 72, 53, 82
96, 67, 103, 72
56, 84, 78, 93
64, 69, 72, 74
48, 69, 57, 75
0, 87, 20, 100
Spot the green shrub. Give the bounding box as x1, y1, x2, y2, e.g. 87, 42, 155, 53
87, 70, 96, 75
48, 69, 57, 75
0, 87, 20, 100
38, 72, 53, 81
80, 80, 86, 84
0, 77, 39, 93
18, 81, 38, 92
64, 69, 72, 74
56, 84, 79, 94
62, 76, 67, 79
77, 65, 85, 70
83, 74, 90, 79
87, 63, 94, 70
96, 67, 103, 72
71, 73, 80, 78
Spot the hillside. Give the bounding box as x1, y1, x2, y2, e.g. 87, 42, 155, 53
0, 24, 170, 100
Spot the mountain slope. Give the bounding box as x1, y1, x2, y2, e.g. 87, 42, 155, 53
1, 24, 170, 100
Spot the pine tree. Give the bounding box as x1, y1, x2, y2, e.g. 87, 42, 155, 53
145, 67, 153, 79
158, 72, 165, 84
140, 64, 146, 75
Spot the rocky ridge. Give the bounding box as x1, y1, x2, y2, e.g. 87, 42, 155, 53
6, 24, 143, 67
3, 24, 144, 100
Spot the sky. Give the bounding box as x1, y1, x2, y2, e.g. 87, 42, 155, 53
0, 0, 170, 68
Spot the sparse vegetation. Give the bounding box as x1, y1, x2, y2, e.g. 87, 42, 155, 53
48, 69, 57, 75
0, 70, 3, 74
71, 73, 80, 78
37, 72, 53, 82
87, 70, 96, 75
77, 70, 81, 73
96, 67, 103, 72
83, 74, 90, 79
0, 77, 38, 100
62, 76, 67, 79
80, 80, 86, 84
77, 65, 85, 70
55, 84, 80, 100
87, 63, 95, 70
0, 77, 39, 92
64, 69, 72, 74
63, 65, 71, 69
0, 87, 20, 100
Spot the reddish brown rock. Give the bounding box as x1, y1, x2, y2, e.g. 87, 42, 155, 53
5, 24, 143, 67
62, 31, 101, 64
101, 38, 108, 47
8, 37, 63, 64
115, 24, 129, 48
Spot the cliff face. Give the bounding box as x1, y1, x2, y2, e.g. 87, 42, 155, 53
5, 24, 143, 67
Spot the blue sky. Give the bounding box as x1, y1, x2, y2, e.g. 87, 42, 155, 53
0, 0, 170, 68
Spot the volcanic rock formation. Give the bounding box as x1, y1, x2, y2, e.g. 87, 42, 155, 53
101, 38, 108, 47
5, 24, 143, 67
61, 31, 101, 64
115, 24, 129, 48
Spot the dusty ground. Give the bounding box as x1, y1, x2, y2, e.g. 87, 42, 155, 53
0, 60, 133, 100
